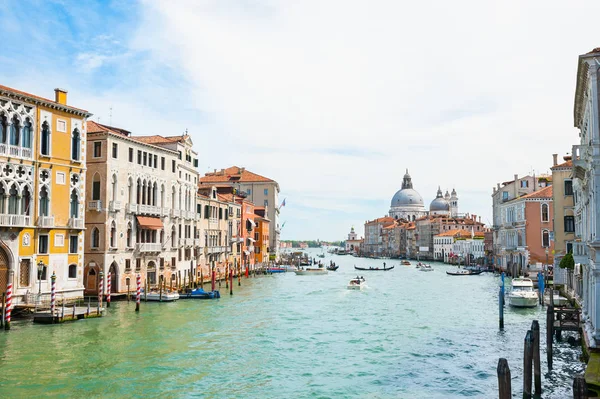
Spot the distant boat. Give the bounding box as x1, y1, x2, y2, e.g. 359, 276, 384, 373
326, 265, 339, 271
354, 265, 394, 271
446, 269, 482, 276
419, 264, 434, 272
347, 276, 366, 290
143, 290, 180, 301
337, 249, 348, 255
295, 268, 328, 275
179, 288, 220, 299
402, 260, 411, 266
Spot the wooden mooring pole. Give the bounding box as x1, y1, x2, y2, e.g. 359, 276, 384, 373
547, 302, 554, 370
1, 292, 5, 328
523, 330, 534, 399
499, 287, 504, 330
497, 358, 511, 399
573, 374, 589, 399
531, 320, 541, 396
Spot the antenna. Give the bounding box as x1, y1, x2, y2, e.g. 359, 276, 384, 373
109, 106, 113, 126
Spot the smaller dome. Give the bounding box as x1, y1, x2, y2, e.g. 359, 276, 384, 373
430, 197, 450, 212
444, 190, 450, 200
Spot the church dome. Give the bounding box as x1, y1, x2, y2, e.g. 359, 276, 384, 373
430, 186, 450, 212
391, 188, 425, 208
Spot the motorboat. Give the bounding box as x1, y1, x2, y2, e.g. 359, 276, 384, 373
143, 290, 180, 302
347, 276, 366, 290
508, 278, 538, 308
419, 264, 434, 272
326, 265, 339, 271
295, 268, 328, 275
337, 249, 348, 255
318, 254, 325, 258
267, 267, 288, 273
446, 269, 483, 276
402, 260, 411, 266
354, 265, 394, 271
179, 288, 221, 299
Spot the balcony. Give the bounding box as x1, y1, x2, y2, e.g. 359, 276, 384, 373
207, 246, 227, 254
0, 214, 31, 227
179, 238, 194, 247
136, 243, 162, 253
37, 216, 54, 228
88, 200, 102, 211
170, 209, 181, 218
194, 238, 201, 247
68, 218, 84, 229
138, 204, 160, 216
0, 143, 33, 160
109, 201, 122, 212
161, 208, 170, 217
572, 145, 586, 170
248, 245, 255, 252
127, 203, 137, 213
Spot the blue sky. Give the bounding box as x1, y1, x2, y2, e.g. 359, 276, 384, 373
2, 0, 600, 241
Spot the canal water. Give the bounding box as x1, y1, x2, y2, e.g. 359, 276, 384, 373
0, 249, 584, 398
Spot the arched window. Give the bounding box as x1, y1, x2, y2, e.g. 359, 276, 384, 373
541, 204, 549, 222
0, 185, 5, 214
160, 184, 165, 208
21, 186, 31, 216
146, 182, 152, 206
153, 182, 157, 206
171, 187, 176, 209
128, 177, 134, 204
39, 186, 49, 216
71, 128, 81, 160
70, 189, 79, 218
111, 174, 118, 203
136, 178, 141, 204
91, 227, 100, 248
22, 118, 32, 149
160, 229, 164, 245
92, 173, 101, 201
41, 121, 50, 156
141, 180, 147, 205
68, 264, 77, 279
542, 230, 550, 248
0, 113, 7, 143
8, 184, 18, 214
171, 226, 176, 247
110, 221, 117, 248
126, 222, 132, 247
10, 115, 20, 146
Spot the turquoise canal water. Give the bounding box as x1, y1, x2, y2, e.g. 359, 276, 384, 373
0, 249, 584, 398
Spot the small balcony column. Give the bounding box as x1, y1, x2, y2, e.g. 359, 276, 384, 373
2, 194, 8, 214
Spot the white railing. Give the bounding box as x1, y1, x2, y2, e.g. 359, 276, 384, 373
194, 238, 201, 247
161, 208, 170, 217
136, 243, 162, 252
0, 214, 31, 227
127, 203, 137, 213
248, 245, 255, 252
68, 218, 84, 229
109, 201, 122, 212
207, 246, 227, 254
138, 204, 160, 215
0, 143, 33, 160
88, 200, 102, 211
37, 216, 54, 228
170, 209, 181, 218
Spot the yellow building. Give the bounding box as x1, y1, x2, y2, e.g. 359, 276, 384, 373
551, 153, 575, 265
253, 207, 270, 265
0, 85, 91, 305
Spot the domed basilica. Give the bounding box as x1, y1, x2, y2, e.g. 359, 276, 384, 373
389, 170, 458, 221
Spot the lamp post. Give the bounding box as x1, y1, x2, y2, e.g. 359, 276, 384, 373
37, 260, 45, 304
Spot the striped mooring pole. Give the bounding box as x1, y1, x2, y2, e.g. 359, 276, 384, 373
106, 272, 111, 308
98, 271, 104, 314
50, 272, 57, 318
4, 282, 12, 330
135, 274, 141, 312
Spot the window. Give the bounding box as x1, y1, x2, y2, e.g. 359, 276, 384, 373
219, 208, 223, 219
502, 191, 508, 201
136, 258, 141, 270
520, 180, 528, 188
567, 242, 573, 254
264, 200, 268, 207
565, 180, 573, 196
70, 189, 79, 218
92, 173, 101, 200
93, 142, 102, 157
172, 160, 176, 173
564, 216, 575, 233
38, 264, 47, 281
161, 157, 165, 170
247, 189, 252, 195
19, 259, 30, 287
541, 204, 549, 222
125, 259, 131, 271
153, 155, 158, 168
137, 150, 142, 164
41, 121, 51, 156
194, 159, 198, 168
171, 257, 176, 270
57, 119, 67, 132
160, 258, 164, 270
39, 235, 49, 254
22, 119, 32, 148
56, 172, 66, 185
129, 148, 134, 162
542, 230, 550, 247
68, 264, 77, 279
112, 143, 118, 159
39, 187, 49, 216
127, 223, 133, 248
264, 188, 268, 196
91, 227, 100, 248
204, 205, 210, 219
69, 235, 78, 254
143, 152, 147, 166
110, 221, 117, 248
54, 234, 64, 247
71, 128, 81, 160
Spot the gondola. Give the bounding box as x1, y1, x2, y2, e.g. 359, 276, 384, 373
354, 265, 395, 271
326, 265, 339, 271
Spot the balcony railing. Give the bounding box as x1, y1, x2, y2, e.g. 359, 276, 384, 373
194, 238, 201, 247
171, 209, 181, 218
207, 246, 227, 254
88, 200, 102, 211
68, 218, 84, 229
127, 203, 137, 213
138, 204, 160, 216
0, 143, 33, 160
109, 201, 122, 212
161, 208, 170, 217
179, 238, 194, 247
37, 216, 54, 228
572, 145, 586, 169
0, 214, 31, 227
136, 243, 162, 253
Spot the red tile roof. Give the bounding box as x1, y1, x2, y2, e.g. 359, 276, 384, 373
200, 166, 274, 183
437, 229, 485, 238
519, 185, 553, 199
551, 160, 573, 170
86, 121, 131, 136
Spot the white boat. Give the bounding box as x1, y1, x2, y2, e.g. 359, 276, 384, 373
347, 276, 366, 290
508, 278, 538, 308
294, 268, 328, 275
419, 264, 434, 272
144, 291, 180, 302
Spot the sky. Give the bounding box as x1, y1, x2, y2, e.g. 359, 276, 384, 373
0, 0, 598, 241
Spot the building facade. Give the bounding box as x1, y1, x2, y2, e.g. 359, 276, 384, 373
345, 226, 363, 254
0, 85, 90, 305
550, 154, 575, 285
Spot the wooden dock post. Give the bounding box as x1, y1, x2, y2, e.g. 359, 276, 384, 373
547, 304, 554, 370
226, 265, 229, 289
1, 292, 5, 328
230, 269, 233, 296
87, 297, 90, 316
523, 330, 534, 399
573, 374, 589, 399
144, 279, 148, 302
72, 304, 76, 320
159, 276, 163, 302
499, 287, 504, 330
497, 358, 511, 399
532, 320, 541, 396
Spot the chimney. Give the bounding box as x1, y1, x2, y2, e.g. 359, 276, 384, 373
479, 216, 481, 223
220, 168, 225, 174
54, 88, 68, 105
497, 183, 500, 190
514, 174, 518, 198
213, 169, 216, 173
493, 187, 496, 193
552, 153, 558, 166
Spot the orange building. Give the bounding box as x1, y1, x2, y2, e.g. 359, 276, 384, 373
238, 198, 255, 273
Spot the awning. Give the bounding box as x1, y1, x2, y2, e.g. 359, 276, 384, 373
247, 238, 256, 243
243, 250, 250, 255
136, 216, 163, 230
